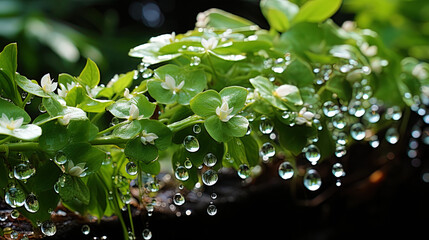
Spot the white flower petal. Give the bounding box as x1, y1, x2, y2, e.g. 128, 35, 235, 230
275, 84, 298, 98
129, 104, 140, 120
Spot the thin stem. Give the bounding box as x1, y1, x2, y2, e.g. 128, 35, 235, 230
0, 142, 38, 152
0, 136, 13, 145
316, 86, 326, 96
21, 93, 32, 108
127, 204, 135, 236
167, 115, 204, 133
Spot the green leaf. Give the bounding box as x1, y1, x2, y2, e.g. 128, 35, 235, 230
107, 95, 155, 119
78, 58, 100, 88
326, 75, 352, 101
15, 73, 50, 97
241, 135, 260, 167
0, 158, 9, 192
250, 76, 288, 110
139, 119, 172, 150
293, 0, 342, 24
276, 121, 317, 155
58, 174, 90, 205
39, 121, 69, 151
63, 143, 105, 174
204, 115, 248, 142
281, 57, 315, 87
67, 120, 98, 143
148, 64, 207, 105
112, 71, 135, 94
190, 90, 222, 117
26, 160, 61, 192
0, 98, 31, 123
124, 137, 158, 164
225, 137, 247, 169
260, 0, 299, 32
113, 121, 141, 139
197, 8, 257, 29
129, 42, 181, 65
87, 174, 108, 218
139, 160, 161, 175
219, 86, 248, 115
171, 147, 199, 189
0, 43, 17, 84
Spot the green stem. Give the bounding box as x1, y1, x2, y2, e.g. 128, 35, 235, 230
0, 136, 13, 145
91, 111, 105, 124
21, 93, 32, 108
0, 142, 38, 152
167, 115, 204, 132
316, 86, 326, 96
90, 136, 129, 146
127, 204, 135, 236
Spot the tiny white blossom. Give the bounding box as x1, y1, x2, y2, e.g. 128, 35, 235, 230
274, 84, 299, 98
66, 161, 87, 177
40, 73, 58, 93
57, 82, 77, 98
341, 21, 356, 32
58, 114, 72, 126
295, 107, 314, 126
161, 74, 184, 94
216, 99, 234, 122
360, 42, 378, 57
0, 114, 23, 130
128, 104, 139, 121
140, 130, 159, 145
124, 88, 133, 99
201, 37, 218, 51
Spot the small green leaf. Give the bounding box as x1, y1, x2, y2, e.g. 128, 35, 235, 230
78, 58, 100, 88
63, 143, 105, 174
112, 71, 135, 94
124, 138, 158, 163
190, 90, 222, 117
0, 43, 17, 84
113, 121, 142, 139
39, 121, 69, 151
250, 76, 287, 110
58, 174, 90, 205
87, 174, 108, 218
107, 95, 155, 119
139, 119, 172, 150
204, 115, 248, 142
225, 137, 247, 169
293, 0, 342, 24
15, 73, 50, 97
139, 160, 161, 175
197, 8, 257, 29
67, 120, 99, 143
260, 0, 299, 32
219, 86, 248, 115
0, 98, 31, 123
129, 42, 181, 65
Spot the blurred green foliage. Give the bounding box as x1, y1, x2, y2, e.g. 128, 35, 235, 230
343, 0, 429, 60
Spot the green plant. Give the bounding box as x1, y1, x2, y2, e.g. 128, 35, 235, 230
0, 0, 428, 239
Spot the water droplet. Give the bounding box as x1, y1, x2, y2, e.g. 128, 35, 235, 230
24, 193, 39, 213
350, 123, 366, 140
13, 162, 35, 180
211, 192, 217, 200
141, 68, 154, 79
202, 169, 218, 186
334, 131, 348, 145
237, 164, 251, 179
184, 159, 193, 169
278, 161, 294, 180
142, 228, 152, 240
361, 85, 373, 100
364, 106, 380, 123
175, 166, 189, 181
203, 153, 217, 167
385, 106, 402, 120
369, 135, 379, 148
304, 144, 321, 165
348, 100, 365, 117
385, 127, 399, 144
323, 101, 340, 117
173, 193, 185, 206
54, 151, 67, 165
41, 220, 56, 236
332, 113, 347, 129
190, 56, 201, 67
303, 169, 322, 191
281, 110, 296, 122
259, 116, 274, 134
207, 203, 217, 216
335, 144, 347, 158
126, 162, 138, 176
272, 58, 286, 73
10, 231, 18, 239
81, 225, 90, 235
183, 135, 199, 152
5, 187, 26, 208
260, 142, 275, 159
192, 124, 201, 134
10, 209, 19, 219
332, 163, 345, 177
0, 212, 7, 221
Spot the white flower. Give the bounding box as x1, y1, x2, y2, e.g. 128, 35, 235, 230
341, 21, 356, 32
360, 42, 378, 57
128, 104, 139, 121
161, 74, 184, 94
274, 84, 299, 98
295, 107, 314, 126
201, 37, 218, 51
40, 73, 58, 93
58, 113, 72, 126
140, 130, 159, 145
216, 99, 234, 122
124, 88, 133, 99
149, 32, 176, 44
57, 82, 77, 98
66, 161, 87, 177
412, 64, 428, 80
0, 113, 23, 130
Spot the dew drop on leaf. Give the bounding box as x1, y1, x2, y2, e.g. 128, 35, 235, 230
303, 169, 322, 191
183, 135, 199, 152
259, 116, 274, 134
24, 193, 39, 213
13, 162, 36, 180
323, 101, 340, 117
260, 142, 275, 160
385, 127, 399, 144
54, 151, 68, 165
350, 123, 366, 141
203, 153, 217, 167
174, 166, 189, 181
126, 162, 138, 176
10, 209, 19, 219
278, 161, 294, 180
192, 124, 201, 134
5, 187, 26, 208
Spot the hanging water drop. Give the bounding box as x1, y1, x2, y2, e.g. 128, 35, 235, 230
350, 123, 366, 140
175, 166, 189, 181
184, 159, 192, 169
364, 106, 380, 123
41, 220, 56, 236
348, 100, 365, 117
334, 144, 347, 158
332, 163, 345, 178
10, 209, 19, 219
260, 142, 275, 159
142, 228, 152, 240
173, 193, 185, 206
369, 135, 380, 148
272, 58, 286, 73
192, 124, 201, 134
303, 169, 322, 191
81, 224, 90, 235
207, 203, 217, 216
126, 162, 138, 176
259, 116, 274, 134
278, 161, 294, 180
13, 162, 36, 180
5, 187, 26, 208
237, 164, 251, 179
54, 151, 68, 165
202, 169, 218, 186
323, 101, 340, 117
141, 68, 154, 79
332, 113, 347, 129
385, 127, 399, 144
24, 193, 39, 213
203, 153, 217, 167
190, 56, 201, 67
304, 144, 321, 165
183, 135, 199, 152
